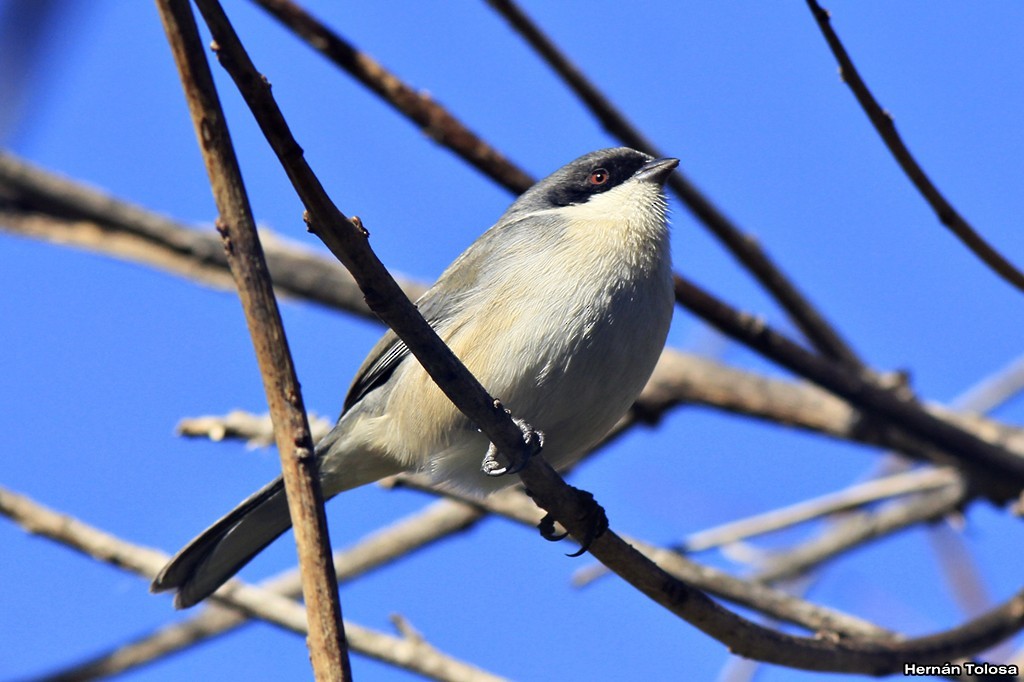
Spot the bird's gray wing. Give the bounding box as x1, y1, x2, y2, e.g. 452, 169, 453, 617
341, 329, 408, 413
340, 217, 526, 415
340, 242, 493, 414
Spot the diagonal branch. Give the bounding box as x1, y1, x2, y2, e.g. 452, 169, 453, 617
248, 0, 534, 195
32, 499, 486, 682
0, 487, 507, 682
0, 149, 428, 319
398, 477, 1024, 673
676, 467, 961, 554
751, 482, 968, 584
806, 0, 1024, 295
675, 274, 1024, 500
952, 354, 1024, 416
483, 0, 865, 369
155, 0, 349, 677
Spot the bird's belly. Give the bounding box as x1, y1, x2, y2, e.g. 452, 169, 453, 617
457, 267, 673, 471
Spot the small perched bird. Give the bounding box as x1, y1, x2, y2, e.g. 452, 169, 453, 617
153, 147, 678, 608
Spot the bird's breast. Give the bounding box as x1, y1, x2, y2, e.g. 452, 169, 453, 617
449, 214, 673, 461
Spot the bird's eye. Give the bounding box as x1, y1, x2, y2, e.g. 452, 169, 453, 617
588, 168, 610, 186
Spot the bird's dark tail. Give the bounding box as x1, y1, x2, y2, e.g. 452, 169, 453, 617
151, 476, 291, 609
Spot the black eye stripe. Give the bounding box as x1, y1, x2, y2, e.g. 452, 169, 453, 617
541, 149, 653, 207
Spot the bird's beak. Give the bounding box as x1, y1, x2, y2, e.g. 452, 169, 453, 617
634, 157, 679, 185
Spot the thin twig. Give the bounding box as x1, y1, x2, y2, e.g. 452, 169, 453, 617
177, 410, 334, 447
806, 0, 1024, 294
0, 487, 508, 682
493, 465, 959, 590
926, 524, 991, 618
155, 1, 349, 678
751, 482, 968, 583
951, 353, 1024, 415
483, 0, 865, 369
685, 468, 958, 554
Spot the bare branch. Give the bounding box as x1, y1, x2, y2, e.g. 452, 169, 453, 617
177, 410, 334, 447
0, 487, 507, 682
927, 524, 991, 618
680, 468, 960, 554
0, 150, 427, 319
33, 499, 486, 682
675, 274, 1024, 500
806, 0, 1024, 295
751, 481, 968, 583
155, 1, 349, 677
397, 479, 1024, 673
952, 353, 1024, 415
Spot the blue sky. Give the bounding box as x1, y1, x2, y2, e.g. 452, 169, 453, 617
2, 2, 1023, 681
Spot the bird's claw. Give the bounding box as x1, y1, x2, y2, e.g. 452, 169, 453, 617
537, 512, 569, 543
481, 415, 544, 477
534, 487, 608, 557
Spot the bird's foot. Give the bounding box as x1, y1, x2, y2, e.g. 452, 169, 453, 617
481, 410, 544, 477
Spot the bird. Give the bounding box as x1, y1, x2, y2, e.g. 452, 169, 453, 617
152, 147, 678, 608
